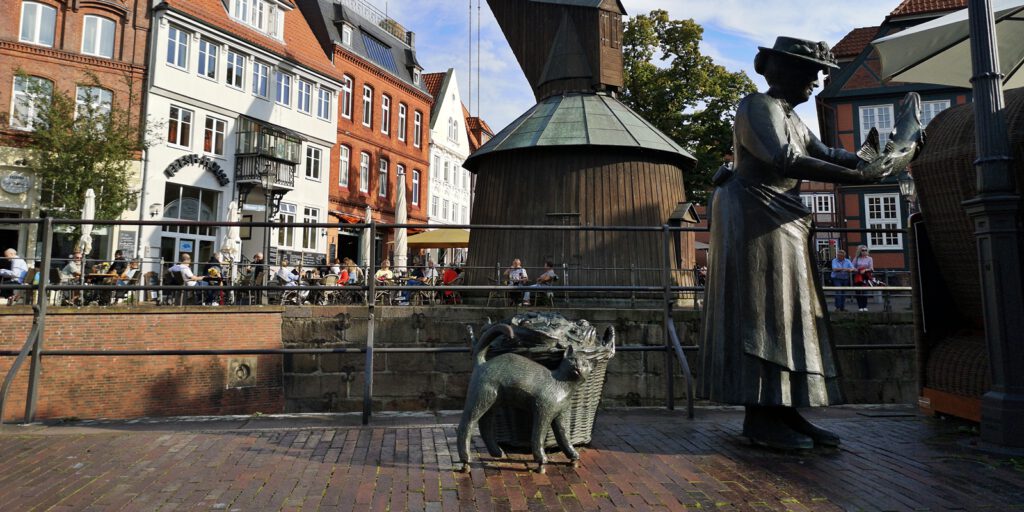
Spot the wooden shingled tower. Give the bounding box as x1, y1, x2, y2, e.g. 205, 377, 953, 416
465, 0, 698, 297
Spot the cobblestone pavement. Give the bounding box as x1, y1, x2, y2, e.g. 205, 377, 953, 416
1, 406, 1022, 511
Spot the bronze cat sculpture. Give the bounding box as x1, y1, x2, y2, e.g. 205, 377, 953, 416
456, 323, 598, 474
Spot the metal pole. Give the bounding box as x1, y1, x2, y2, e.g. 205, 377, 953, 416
630, 263, 636, 309
262, 190, 272, 306
25, 218, 53, 423
965, 0, 1024, 447
661, 225, 674, 410
362, 221, 376, 425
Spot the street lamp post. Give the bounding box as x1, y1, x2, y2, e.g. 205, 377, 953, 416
260, 163, 275, 306
897, 170, 917, 215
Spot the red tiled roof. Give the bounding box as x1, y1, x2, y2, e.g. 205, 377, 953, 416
889, 0, 966, 17
466, 116, 493, 135
462, 105, 481, 151
833, 26, 880, 59
422, 72, 446, 102
161, 0, 336, 79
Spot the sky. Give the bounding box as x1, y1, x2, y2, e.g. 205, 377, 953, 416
379, 0, 901, 137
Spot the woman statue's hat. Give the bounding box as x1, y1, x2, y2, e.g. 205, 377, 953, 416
758, 36, 839, 70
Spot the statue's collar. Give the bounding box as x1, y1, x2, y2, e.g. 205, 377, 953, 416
766, 90, 796, 115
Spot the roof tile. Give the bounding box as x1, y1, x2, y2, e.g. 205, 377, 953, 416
423, 72, 446, 102
833, 26, 880, 59
889, 0, 966, 17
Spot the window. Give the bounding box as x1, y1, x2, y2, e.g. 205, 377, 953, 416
302, 207, 319, 250
317, 88, 332, 120
341, 76, 353, 119
11, 76, 52, 131
922, 99, 951, 126
252, 61, 269, 97
865, 193, 902, 250
226, 50, 245, 89
167, 105, 193, 148
20, 2, 56, 47
398, 104, 407, 142
305, 146, 322, 181
75, 86, 112, 120
413, 111, 422, 147
800, 193, 834, 214
411, 170, 420, 205
431, 195, 438, 217
166, 26, 189, 69
231, 0, 280, 38
82, 16, 115, 58
277, 203, 296, 247
433, 155, 441, 181
297, 80, 313, 114
442, 199, 449, 221
462, 205, 468, 224
448, 117, 459, 142
203, 116, 227, 156
275, 71, 292, 106
859, 104, 894, 146
381, 95, 391, 135
339, 146, 350, 188
197, 39, 218, 80
378, 158, 388, 197
359, 152, 370, 193
342, 25, 353, 46
413, 69, 421, 86
362, 85, 373, 127
443, 159, 450, 183
462, 169, 469, 190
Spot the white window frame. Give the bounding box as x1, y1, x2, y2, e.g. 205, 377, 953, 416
252, 61, 270, 98
443, 159, 450, 183
413, 69, 421, 86
167, 105, 194, 149
341, 76, 353, 119
378, 158, 389, 197
433, 155, 441, 181
362, 85, 373, 127
305, 145, 323, 182
359, 152, 370, 193
398, 104, 407, 142
316, 88, 332, 121
277, 202, 297, 248
864, 193, 903, 250
800, 193, 834, 214
413, 111, 422, 148
75, 85, 112, 120
81, 15, 115, 59
859, 104, 894, 147
226, 50, 245, 90
922, 99, 951, 127
275, 71, 292, 107
381, 95, 391, 135
411, 170, 420, 206
448, 117, 458, 142
166, 26, 189, 70
431, 195, 439, 217
442, 199, 449, 221
339, 146, 350, 188
342, 25, 353, 46
11, 76, 52, 131
296, 80, 313, 115
197, 39, 219, 81
203, 116, 227, 156
302, 206, 319, 251
19, 2, 56, 47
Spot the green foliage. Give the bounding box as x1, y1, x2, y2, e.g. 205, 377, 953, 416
14, 71, 146, 221
621, 10, 757, 203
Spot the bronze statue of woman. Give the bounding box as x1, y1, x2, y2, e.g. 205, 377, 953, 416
701, 37, 910, 450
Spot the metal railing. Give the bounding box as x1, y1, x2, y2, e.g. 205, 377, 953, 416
0, 218, 912, 426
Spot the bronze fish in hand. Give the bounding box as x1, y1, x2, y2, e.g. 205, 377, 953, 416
857, 92, 926, 180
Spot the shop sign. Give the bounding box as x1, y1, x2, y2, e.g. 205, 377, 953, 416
163, 154, 230, 186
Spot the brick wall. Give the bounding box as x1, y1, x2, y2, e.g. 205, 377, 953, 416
0, 307, 284, 422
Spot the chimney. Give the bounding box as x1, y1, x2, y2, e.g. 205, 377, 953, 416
406, 31, 415, 48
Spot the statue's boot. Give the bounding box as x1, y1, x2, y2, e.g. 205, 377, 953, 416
742, 406, 812, 450
781, 408, 841, 447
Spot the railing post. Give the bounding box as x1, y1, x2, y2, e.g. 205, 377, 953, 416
661, 225, 674, 410
25, 217, 53, 423
362, 221, 376, 425
630, 263, 636, 309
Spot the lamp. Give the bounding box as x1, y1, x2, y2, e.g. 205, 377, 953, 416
259, 162, 275, 305
897, 170, 917, 214
148, 203, 162, 218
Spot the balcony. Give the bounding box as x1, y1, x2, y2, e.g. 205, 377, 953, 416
235, 155, 296, 190
234, 115, 302, 191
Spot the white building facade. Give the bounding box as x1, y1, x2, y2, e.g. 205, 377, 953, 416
141, 1, 340, 273
425, 69, 472, 263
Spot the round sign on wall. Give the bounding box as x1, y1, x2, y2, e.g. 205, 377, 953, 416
1, 172, 32, 194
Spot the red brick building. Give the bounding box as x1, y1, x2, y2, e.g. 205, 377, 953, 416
298, 0, 433, 263
0, 0, 150, 256
812, 0, 970, 275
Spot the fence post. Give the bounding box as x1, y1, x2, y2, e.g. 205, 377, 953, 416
630, 264, 636, 309
24, 217, 53, 423
661, 225, 675, 411
362, 221, 376, 425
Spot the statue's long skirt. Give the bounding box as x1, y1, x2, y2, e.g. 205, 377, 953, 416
700, 176, 842, 407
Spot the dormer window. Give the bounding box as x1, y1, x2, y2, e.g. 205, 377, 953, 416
230, 0, 284, 39
413, 69, 421, 86
342, 25, 353, 46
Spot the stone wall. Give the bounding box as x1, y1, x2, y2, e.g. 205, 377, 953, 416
280, 307, 917, 412
0, 307, 285, 422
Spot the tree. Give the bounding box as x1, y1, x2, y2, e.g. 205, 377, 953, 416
14, 71, 146, 221
621, 10, 757, 203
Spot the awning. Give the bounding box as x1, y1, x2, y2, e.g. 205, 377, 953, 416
330, 210, 363, 224
407, 229, 470, 249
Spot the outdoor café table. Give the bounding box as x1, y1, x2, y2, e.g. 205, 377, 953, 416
86, 273, 118, 305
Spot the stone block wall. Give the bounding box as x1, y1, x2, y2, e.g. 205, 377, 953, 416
0, 307, 285, 422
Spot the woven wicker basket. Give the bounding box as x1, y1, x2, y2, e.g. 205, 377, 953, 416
491, 351, 612, 449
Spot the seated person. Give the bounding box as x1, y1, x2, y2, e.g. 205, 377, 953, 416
61, 251, 83, 281
400, 258, 437, 303
441, 265, 464, 304
374, 259, 394, 282
108, 250, 129, 276
276, 259, 308, 302
344, 258, 362, 284
168, 253, 209, 304
526, 261, 558, 304
114, 259, 141, 302
0, 248, 29, 301
330, 258, 343, 276
504, 258, 529, 305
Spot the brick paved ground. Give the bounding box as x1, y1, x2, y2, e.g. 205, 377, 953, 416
1, 406, 1022, 511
